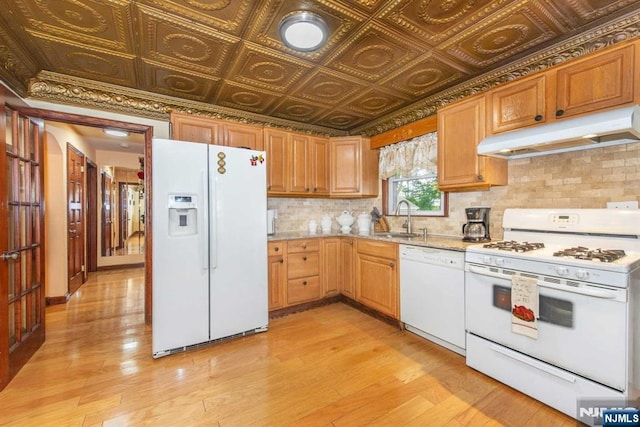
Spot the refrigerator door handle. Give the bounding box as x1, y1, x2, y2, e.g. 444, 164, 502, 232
201, 170, 209, 271
209, 170, 218, 270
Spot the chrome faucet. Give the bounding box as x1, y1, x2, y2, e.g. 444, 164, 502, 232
395, 199, 413, 234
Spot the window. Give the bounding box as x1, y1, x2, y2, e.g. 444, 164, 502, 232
387, 170, 446, 216
379, 131, 447, 217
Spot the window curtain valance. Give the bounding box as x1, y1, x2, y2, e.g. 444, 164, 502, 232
378, 131, 438, 179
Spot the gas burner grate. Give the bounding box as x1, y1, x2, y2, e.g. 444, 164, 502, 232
553, 247, 626, 262
483, 240, 545, 252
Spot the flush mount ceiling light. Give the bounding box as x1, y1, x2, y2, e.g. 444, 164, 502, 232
103, 128, 129, 137
279, 11, 328, 52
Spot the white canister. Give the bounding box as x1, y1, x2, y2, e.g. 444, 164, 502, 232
321, 215, 332, 234
357, 212, 370, 235
308, 220, 317, 234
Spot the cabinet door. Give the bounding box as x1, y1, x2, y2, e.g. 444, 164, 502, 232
222, 123, 263, 150
264, 129, 288, 194
267, 242, 287, 311
321, 238, 340, 297
289, 133, 311, 194
555, 44, 635, 119
437, 96, 486, 188
339, 238, 355, 298
356, 253, 398, 318
170, 113, 219, 144
489, 75, 546, 134
330, 137, 361, 194
310, 136, 330, 195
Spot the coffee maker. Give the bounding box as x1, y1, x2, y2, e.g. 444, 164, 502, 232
462, 207, 491, 242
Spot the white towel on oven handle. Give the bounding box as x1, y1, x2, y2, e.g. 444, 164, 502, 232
511, 274, 539, 339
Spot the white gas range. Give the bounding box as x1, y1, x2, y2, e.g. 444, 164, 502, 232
464, 208, 640, 424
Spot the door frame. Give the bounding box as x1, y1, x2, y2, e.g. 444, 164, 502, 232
15, 107, 153, 323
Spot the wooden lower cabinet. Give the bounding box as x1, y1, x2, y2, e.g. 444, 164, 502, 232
322, 238, 340, 297
355, 239, 399, 319
339, 238, 355, 298
267, 241, 287, 310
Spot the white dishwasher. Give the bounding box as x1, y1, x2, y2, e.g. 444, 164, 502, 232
399, 244, 466, 355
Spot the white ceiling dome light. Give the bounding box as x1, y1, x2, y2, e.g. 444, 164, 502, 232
279, 11, 328, 52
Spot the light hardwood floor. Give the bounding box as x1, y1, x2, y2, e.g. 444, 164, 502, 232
0, 268, 576, 426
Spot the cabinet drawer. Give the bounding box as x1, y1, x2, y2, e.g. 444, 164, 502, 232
268, 241, 286, 256
287, 239, 320, 253
287, 276, 321, 305
287, 252, 319, 279
357, 239, 397, 259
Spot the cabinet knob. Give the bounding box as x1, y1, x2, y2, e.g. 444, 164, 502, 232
349, 240, 353, 245
302, 281, 307, 286
278, 259, 284, 264
302, 243, 307, 249
268, 185, 272, 190
274, 246, 279, 252
306, 188, 310, 192
556, 109, 565, 117
303, 256, 307, 261
477, 174, 484, 181
389, 262, 395, 268
534, 115, 543, 121
313, 187, 317, 192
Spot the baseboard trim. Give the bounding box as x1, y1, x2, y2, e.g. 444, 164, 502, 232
46, 293, 71, 306
97, 263, 145, 271
269, 295, 341, 319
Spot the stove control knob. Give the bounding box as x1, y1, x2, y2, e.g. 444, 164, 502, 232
495, 258, 505, 266
482, 256, 493, 265
555, 266, 570, 276
575, 269, 589, 280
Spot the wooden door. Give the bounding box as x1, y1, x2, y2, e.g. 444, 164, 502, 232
223, 123, 263, 150
310, 136, 330, 195
267, 241, 286, 310
101, 172, 113, 256
264, 129, 288, 194
170, 112, 219, 144
118, 183, 129, 249
0, 107, 45, 391
330, 137, 361, 194
321, 238, 339, 296
355, 253, 398, 318
488, 75, 546, 134
339, 238, 355, 298
289, 133, 310, 194
67, 145, 84, 295
85, 161, 97, 273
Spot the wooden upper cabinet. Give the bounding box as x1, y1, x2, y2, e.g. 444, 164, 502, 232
488, 74, 546, 134
330, 136, 378, 197
309, 136, 330, 195
170, 112, 220, 144
437, 95, 507, 191
264, 128, 288, 194
554, 43, 635, 119
289, 133, 311, 194
221, 122, 264, 150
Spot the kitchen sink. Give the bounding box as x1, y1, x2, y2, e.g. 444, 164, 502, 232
376, 232, 421, 239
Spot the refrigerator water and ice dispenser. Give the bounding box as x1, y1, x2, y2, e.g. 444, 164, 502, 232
168, 195, 197, 236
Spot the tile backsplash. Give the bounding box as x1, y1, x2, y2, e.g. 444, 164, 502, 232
269, 143, 640, 240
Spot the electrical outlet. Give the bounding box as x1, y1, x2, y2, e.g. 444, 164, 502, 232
606, 201, 639, 209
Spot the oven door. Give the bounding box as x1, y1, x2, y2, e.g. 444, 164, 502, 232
465, 263, 628, 391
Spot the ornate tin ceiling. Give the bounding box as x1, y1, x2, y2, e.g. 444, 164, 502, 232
0, 0, 639, 136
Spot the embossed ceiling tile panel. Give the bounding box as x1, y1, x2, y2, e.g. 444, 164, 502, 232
138, 5, 238, 78
325, 22, 425, 82
547, 0, 640, 26
245, 0, 365, 61
136, 0, 256, 36
289, 69, 367, 106
378, 52, 469, 97
312, 109, 370, 130
10, 0, 134, 52
269, 96, 330, 123
344, 87, 410, 117
225, 44, 312, 92
335, 0, 392, 13
140, 62, 219, 102
216, 81, 279, 114
0, 22, 39, 94
440, 1, 565, 69
33, 38, 136, 88
379, 0, 513, 45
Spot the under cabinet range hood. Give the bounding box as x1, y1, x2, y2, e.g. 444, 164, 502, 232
477, 105, 640, 159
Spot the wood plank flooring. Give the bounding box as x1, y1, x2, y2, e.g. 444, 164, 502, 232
0, 268, 576, 426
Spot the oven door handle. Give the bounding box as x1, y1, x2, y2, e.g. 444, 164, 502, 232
489, 344, 577, 384
468, 266, 620, 299
537, 281, 620, 299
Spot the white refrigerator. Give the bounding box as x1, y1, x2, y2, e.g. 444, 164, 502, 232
151, 138, 268, 358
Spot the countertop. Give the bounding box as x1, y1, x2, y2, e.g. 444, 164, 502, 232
268, 231, 477, 252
